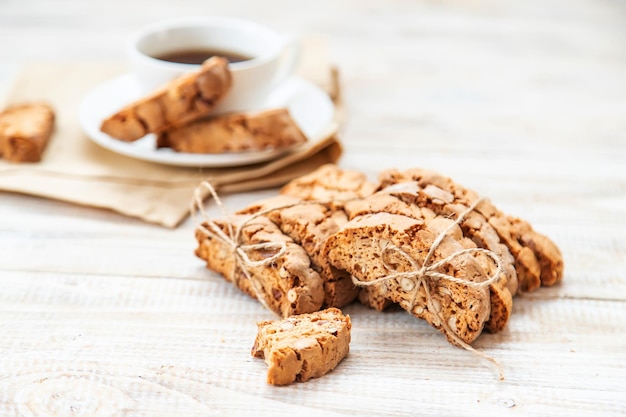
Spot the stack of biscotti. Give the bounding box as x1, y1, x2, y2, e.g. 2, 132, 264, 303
100, 57, 308, 153
156, 108, 308, 154
194, 164, 563, 345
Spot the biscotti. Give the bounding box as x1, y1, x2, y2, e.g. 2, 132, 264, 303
280, 163, 378, 204
379, 168, 564, 292
325, 211, 493, 345
101, 57, 232, 142
194, 214, 324, 317
0, 103, 55, 163
252, 307, 351, 385
157, 108, 307, 153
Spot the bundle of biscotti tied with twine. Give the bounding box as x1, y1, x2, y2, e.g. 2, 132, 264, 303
193, 164, 564, 381
100, 57, 308, 153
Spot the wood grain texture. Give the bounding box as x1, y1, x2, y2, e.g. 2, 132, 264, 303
1, 0, 626, 415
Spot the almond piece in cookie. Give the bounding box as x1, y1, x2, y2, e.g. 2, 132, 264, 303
0, 103, 55, 163
101, 57, 231, 142
252, 307, 351, 385
157, 108, 307, 153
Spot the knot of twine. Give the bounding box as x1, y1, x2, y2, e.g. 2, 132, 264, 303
350, 197, 505, 379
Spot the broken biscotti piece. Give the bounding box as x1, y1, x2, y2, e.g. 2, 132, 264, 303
194, 214, 324, 317
252, 307, 351, 385
100, 57, 232, 142
156, 108, 308, 153
0, 103, 55, 163
325, 211, 493, 345
378, 168, 564, 292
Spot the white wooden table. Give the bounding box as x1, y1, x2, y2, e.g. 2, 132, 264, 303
1, 0, 625, 415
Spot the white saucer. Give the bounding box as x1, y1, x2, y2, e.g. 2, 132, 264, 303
79, 74, 335, 167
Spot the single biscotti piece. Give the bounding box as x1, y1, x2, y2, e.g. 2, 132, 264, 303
326, 212, 492, 345
238, 195, 360, 308
280, 163, 378, 205
101, 57, 232, 142
0, 103, 55, 162
252, 307, 351, 385
156, 108, 307, 153
379, 168, 564, 292
194, 214, 324, 317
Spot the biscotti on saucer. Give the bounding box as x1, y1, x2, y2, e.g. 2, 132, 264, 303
157, 108, 308, 153
100, 57, 232, 142
252, 307, 351, 385
0, 103, 55, 163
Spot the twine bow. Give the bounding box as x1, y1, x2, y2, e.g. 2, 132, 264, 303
351, 198, 505, 380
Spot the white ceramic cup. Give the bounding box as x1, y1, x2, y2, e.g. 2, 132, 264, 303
127, 17, 299, 113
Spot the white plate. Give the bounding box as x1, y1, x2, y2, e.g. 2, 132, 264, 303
79, 74, 335, 167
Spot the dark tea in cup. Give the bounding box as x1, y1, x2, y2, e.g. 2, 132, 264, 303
154, 48, 253, 65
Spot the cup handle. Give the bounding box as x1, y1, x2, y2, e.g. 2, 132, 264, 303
271, 36, 300, 88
